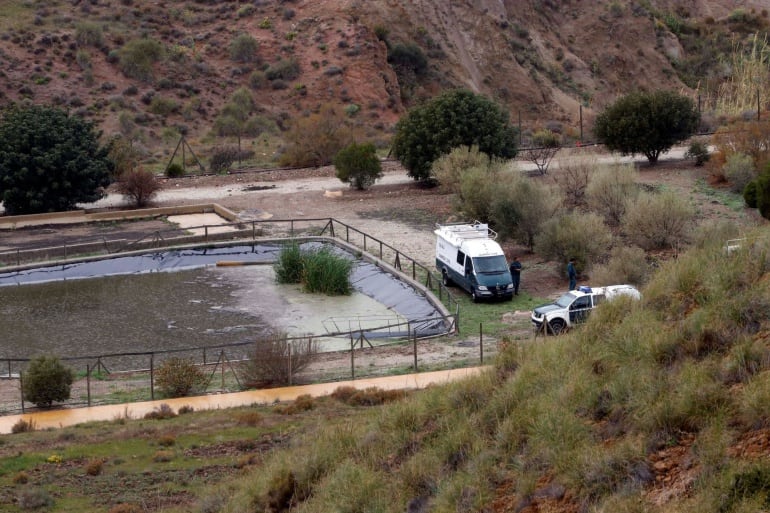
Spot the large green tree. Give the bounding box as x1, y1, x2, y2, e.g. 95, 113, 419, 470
391, 89, 518, 181
594, 90, 700, 165
0, 105, 111, 215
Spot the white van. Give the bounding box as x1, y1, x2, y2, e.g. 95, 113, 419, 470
434, 222, 514, 302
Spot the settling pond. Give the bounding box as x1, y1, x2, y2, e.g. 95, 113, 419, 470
0, 242, 447, 368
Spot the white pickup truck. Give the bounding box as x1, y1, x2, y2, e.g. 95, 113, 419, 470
531, 285, 641, 334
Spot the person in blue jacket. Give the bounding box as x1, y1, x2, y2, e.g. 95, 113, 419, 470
509, 256, 522, 295
567, 257, 577, 290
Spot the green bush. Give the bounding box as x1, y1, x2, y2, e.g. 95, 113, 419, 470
490, 170, 562, 251
265, 58, 300, 81
586, 162, 639, 225
154, 357, 206, 398
392, 89, 518, 181
333, 142, 383, 190
685, 140, 710, 166
431, 145, 491, 193
75, 22, 105, 48
756, 171, 770, 220
148, 96, 179, 117
534, 211, 613, 274
0, 104, 111, 215
723, 152, 756, 193
622, 190, 695, 250
594, 90, 700, 165
302, 247, 353, 295
274, 242, 304, 284
589, 245, 649, 287
249, 70, 267, 89
22, 356, 75, 408
229, 33, 259, 63
274, 244, 353, 295
165, 162, 185, 178
118, 38, 163, 81
387, 42, 428, 75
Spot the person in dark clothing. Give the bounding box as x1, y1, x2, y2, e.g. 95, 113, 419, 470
567, 258, 577, 291
509, 256, 522, 295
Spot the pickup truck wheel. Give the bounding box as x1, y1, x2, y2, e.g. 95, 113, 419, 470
442, 269, 452, 287
548, 319, 566, 335
471, 288, 479, 303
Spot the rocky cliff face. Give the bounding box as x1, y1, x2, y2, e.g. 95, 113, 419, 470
0, 0, 766, 158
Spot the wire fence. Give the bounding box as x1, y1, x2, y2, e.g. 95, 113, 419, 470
0, 218, 476, 415
0, 320, 506, 416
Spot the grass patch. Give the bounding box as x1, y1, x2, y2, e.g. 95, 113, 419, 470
695, 178, 746, 211
452, 290, 543, 338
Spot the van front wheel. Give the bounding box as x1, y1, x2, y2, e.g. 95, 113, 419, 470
471, 288, 480, 303
442, 269, 452, 287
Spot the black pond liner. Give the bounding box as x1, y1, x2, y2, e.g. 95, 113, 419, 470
0, 242, 447, 339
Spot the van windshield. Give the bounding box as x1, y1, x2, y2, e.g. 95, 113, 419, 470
472, 255, 508, 274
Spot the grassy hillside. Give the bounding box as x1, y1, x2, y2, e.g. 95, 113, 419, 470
2, 229, 770, 512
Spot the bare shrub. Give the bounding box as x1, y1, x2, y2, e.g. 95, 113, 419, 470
240, 332, 318, 388
622, 190, 695, 251
691, 219, 742, 250
85, 459, 104, 476
279, 104, 352, 167
491, 171, 562, 251
534, 211, 613, 274
274, 394, 315, 414
586, 162, 639, 225
11, 418, 35, 434
723, 152, 756, 193
17, 487, 54, 509
550, 154, 595, 209
209, 146, 239, 174
235, 410, 262, 426
331, 386, 407, 406
115, 167, 161, 207
144, 403, 177, 420
589, 245, 649, 287
521, 128, 561, 175
154, 357, 206, 398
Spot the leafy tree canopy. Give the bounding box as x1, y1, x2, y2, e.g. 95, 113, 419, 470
392, 89, 518, 181
334, 142, 383, 190
594, 90, 700, 165
0, 104, 112, 215
22, 355, 75, 408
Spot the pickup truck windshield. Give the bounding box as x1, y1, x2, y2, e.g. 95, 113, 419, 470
472, 255, 509, 274
555, 292, 578, 308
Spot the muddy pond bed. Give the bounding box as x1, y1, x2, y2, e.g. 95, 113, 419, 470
0, 243, 446, 370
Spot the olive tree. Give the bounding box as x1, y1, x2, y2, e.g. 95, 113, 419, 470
0, 105, 112, 215
334, 142, 383, 190
594, 90, 699, 165
22, 356, 75, 408
391, 89, 518, 181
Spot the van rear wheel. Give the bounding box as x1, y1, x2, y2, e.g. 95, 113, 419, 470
442, 269, 452, 287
